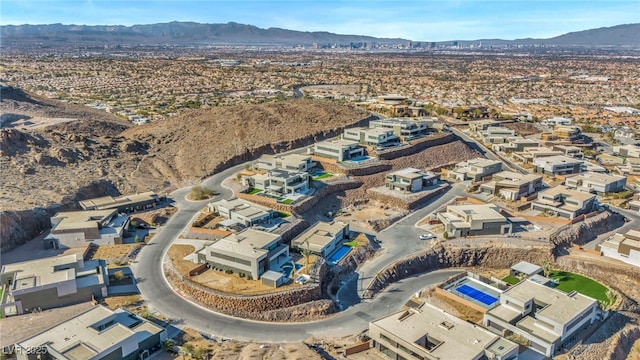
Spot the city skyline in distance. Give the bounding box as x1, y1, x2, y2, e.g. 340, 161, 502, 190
2, 0, 639, 42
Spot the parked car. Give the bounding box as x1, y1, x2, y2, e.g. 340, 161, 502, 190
419, 232, 435, 240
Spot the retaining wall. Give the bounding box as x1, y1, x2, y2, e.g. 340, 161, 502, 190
376, 133, 456, 160
368, 183, 450, 211
165, 261, 332, 321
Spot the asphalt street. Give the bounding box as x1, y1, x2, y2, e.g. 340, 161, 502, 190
133, 149, 464, 342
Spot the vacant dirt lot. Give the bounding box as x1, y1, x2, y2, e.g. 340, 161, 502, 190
90, 244, 139, 261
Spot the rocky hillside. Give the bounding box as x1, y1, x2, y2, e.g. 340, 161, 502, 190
121, 99, 371, 181
1, 87, 371, 251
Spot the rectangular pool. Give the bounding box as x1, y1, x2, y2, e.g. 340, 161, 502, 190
327, 245, 352, 265
347, 156, 371, 164
456, 284, 499, 306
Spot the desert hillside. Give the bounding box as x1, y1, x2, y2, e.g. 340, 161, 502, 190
121, 99, 371, 181
1, 86, 370, 212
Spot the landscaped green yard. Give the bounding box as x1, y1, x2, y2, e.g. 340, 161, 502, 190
277, 211, 291, 218
247, 188, 262, 195
312, 172, 333, 180
280, 199, 294, 205
549, 270, 609, 303
344, 240, 359, 247
502, 275, 521, 285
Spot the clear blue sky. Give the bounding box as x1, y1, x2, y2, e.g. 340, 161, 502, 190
2, 0, 639, 41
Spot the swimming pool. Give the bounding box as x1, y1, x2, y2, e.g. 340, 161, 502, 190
456, 284, 499, 306
347, 156, 371, 163
327, 245, 352, 265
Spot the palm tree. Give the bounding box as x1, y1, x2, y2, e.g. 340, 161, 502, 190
302, 240, 312, 274
606, 289, 618, 309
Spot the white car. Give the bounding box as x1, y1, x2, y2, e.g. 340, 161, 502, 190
419, 233, 435, 240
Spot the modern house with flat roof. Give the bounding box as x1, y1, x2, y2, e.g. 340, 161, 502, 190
385, 168, 440, 193
531, 185, 596, 219
255, 153, 316, 173
552, 145, 583, 159
553, 125, 581, 141
196, 228, 288, 280
343, 127, 399, 149
208, 198, 278, 227
469, 120, 501, 133
564, 172, 627, 194
248, 169, 309, 195
512, 146, 563, 164
532, 155, 583, 176
543, 117, 572, 127
613, 144, 640, 158
369, 118, 432, 139
629, 194, 640, 213
78, 192, 158, 213
369, 303, 519, 360
45, 209, 130, 249
484, 279, 599, 357
0, 253, 108, 317
290, 221, 349, 258
615, 158, 640, 176
479, 126, 516, 144
480, 171, 543, 201
437, 204, 511, 238
599, 229, 640, 267
492, 137, 539, 153
15, 305, 166, 360
448, 158, 503, 181
312, 139, 365, 162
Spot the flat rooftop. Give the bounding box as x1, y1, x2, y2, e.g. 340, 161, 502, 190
493, 171, 542, 185
2, 253, 84, 290
534, 155, 583, 166
537, 185, 596, 202
18, 305, 163, 356
371, 303, 516, 360
464, 158, 502, 168
567, 171, 626, 185
501, 279, 597, 325
205, 228, 281, 258
447, 204, 506, 222
389, 167, 424, 179
51, 209, 116, 232
601, 229, 640, 253
291, 221, 348, 250
315, 138, 361, 148
79, 191, 156, 210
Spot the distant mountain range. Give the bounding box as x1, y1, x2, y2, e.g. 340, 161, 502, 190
1, 22, 639, 48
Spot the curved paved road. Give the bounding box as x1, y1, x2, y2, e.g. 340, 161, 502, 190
134, 160, 466, 342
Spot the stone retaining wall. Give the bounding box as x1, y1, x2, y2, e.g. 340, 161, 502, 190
368, 183, 450, 211
364, 244, 554, 297
164, 261, 332, 321
549, 210, 625, 249
376, 133, 455, 160
292, 179, 363, 215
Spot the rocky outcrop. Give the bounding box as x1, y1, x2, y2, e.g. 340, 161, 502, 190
1, 179, 121, 252
0, 128, 48, 156
365, 245, 554, 296
549, 211, 625, 248
0, 208, 53, 253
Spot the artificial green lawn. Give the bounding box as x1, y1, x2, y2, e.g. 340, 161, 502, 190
247, 188, 262, 195
502, 275, 521, 285
280, 199, 294, 204
549, 270, 609, 303
312, 172, 333, 180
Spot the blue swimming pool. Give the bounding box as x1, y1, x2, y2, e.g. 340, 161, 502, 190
456, 284, 499, 306
348, 156, 371, 163
327, 246, 352, 265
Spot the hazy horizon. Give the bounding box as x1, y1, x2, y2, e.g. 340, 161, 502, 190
2, 0, 639, 42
